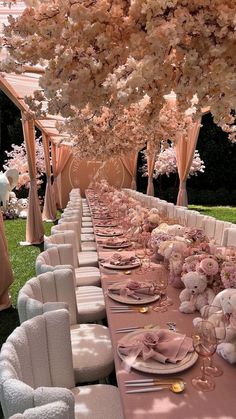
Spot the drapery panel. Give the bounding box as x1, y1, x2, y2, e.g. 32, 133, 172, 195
0, 211, 14, 310
21, 114, 44, 243
175, 120, 201, 207
42, 134, 57, 221
146, 142, 159, 196
51, 144, 72, 208
121, 152, 138, 190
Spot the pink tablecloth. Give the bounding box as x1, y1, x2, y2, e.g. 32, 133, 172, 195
86, 191, 236, 419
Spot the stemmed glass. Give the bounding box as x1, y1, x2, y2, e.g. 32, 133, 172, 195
145, 240, 155, 271
192, 320, 217, 391
201, 305, 227, 377
134, 241, 146, 275
152, 266, 173, 311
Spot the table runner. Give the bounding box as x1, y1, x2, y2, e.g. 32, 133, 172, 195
86, 190, 236, 419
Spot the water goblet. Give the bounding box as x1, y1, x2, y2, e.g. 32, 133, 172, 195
192, 320, 217, 391
134, 242, 146, 275
201, 305, 227, 377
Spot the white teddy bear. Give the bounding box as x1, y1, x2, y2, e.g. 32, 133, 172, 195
212, 289, 236, 364
17, 198, 29, 219
179, 271, 215, 314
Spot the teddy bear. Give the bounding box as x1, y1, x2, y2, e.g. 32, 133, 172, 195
17, 198, 28, 219
179, 271, 215, 314
211, 289, 236, 364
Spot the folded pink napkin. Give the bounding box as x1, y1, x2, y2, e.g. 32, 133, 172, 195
105, 238, 128, 246
96, 228, 119, 235
109, 254, 137, 266
108, 280, 159, 300
118, 329, 194, 366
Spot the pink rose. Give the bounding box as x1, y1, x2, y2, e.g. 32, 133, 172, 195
200, 258, 219, 276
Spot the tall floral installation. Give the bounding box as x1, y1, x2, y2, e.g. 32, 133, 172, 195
1, 0, 236, 158
142, 146, 205, 179
3, 137, 45, 190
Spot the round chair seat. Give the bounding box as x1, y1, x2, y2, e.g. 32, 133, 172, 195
75, 267, 100, 287
72, 384, 124, 418
81, 227, 94, 234
75, 286, 105, 322
71, 324, 113, 383
78, 251, 98, 267
81, 233, 95, 242
81, 241, 97, 252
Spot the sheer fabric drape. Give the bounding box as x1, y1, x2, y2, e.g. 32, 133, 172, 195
121, 152, 138, 190
0, 212, 14, 310
175, 120, 201, 207
51, 144, 72, 208
42, 134, 57, 221
21, 114, 44, 244
146, 143, 159, 196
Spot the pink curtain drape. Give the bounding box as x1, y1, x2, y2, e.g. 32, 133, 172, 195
121, 152, 138, 189
42, 134, 57, 221
146, 142, 159, 196
0, 212, 14, 310
175, 120, 201, 207
21, 114, 44, 244
51, 144, 72, 208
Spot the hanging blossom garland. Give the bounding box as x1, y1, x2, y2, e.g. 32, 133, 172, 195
3, 137, 45, 189
1, 0, 236, 140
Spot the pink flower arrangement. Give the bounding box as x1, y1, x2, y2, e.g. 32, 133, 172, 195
199, 258, 219, 276
221, 262, 236, 289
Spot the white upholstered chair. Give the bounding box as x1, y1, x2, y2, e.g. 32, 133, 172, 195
35, 244, 101, 290
9, 401, 70, 419
52, 221, 97, 252
44, 231, 99, 270
61, 210, 93, 233
0, 310, 123, 419
58, 215, 95, 241
203, 216, 216, 240
17, 271, 113, 382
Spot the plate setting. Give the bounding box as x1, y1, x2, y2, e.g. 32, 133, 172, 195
107, 280, 161, 305
117, 329, 198, 374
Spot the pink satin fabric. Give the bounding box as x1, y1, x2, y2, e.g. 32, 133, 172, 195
42, 134, 57, 221
121, 152, 138, 190
51, 144, 72, 208
175, 120, 201, 207
21, 115, 44, 244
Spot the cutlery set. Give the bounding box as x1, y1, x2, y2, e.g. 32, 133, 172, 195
110, 305, 149, 314
115, 324, 156, 333
124, 378, 186, 394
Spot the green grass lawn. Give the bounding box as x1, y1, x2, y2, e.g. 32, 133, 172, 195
189, 205, 236, 224
0, 218, 55, 348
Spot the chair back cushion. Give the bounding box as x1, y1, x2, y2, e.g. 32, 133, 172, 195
18, 270, 77, 325
36, 245, 75, 275
44, 234, 78, 268
0, 310, 75, 417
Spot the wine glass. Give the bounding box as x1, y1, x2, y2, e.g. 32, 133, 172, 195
201, 305, 227, 377
145, 240, 155, 271
134, 241, 146, 275
152, 266, 173, 311
192, 320, 217, 391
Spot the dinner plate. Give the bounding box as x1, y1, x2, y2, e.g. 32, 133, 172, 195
117, 329, 198, 374
107, 281, 160, 305
95, 223, 118, 228
96, 231, 123, 237
103, 242, 131, 249
102, 261, 140, 270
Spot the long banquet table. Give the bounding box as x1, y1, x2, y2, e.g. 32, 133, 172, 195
86, 190, 236, 419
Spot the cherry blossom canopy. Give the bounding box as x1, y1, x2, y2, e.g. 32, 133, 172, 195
0, 1, 71, 146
